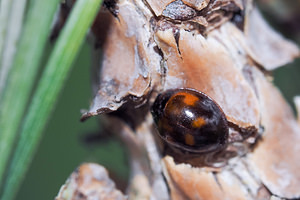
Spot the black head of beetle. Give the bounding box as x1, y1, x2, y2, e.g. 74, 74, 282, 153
151, 88, 229, 154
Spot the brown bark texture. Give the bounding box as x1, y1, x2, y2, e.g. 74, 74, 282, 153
56, 0, 300, 199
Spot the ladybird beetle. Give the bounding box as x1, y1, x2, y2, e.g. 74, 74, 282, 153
151, 88, 228, 153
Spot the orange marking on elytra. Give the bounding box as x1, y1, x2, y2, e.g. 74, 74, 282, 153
171, 92, 199, 106
185, 134, 195, 146
192, 117, 206, 128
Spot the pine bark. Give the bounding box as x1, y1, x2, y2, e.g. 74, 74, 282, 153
56, 0, 300, 199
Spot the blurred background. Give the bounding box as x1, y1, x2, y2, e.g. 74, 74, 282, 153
16, 43, 130, 199
16, 1, 300, 199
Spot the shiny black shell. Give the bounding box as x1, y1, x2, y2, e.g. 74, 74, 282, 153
151, 88, 228, 153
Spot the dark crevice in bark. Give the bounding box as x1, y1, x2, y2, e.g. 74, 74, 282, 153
103, 0, 119, 17
212, 172, 223, 191
231, 169, 255, 199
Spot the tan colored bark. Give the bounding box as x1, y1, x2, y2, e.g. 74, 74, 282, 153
57, 0, 300, 199
55, 163, 126, 200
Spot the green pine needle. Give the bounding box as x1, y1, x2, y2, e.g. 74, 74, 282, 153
0, 0, 102, 199
0, 0, 61, 188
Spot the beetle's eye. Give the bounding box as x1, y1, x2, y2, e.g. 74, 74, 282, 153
151, 88, 228, 153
